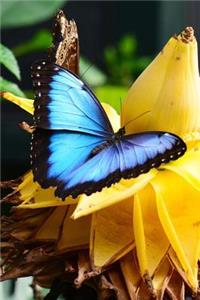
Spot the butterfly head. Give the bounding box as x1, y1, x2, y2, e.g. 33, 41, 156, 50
113, 127, 126, 140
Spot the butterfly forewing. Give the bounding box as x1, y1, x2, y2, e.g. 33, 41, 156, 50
31, 61, 114, 137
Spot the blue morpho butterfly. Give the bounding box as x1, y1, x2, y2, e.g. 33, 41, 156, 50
31, 60, 186, 200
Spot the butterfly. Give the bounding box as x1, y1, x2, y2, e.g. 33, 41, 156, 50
31, 60, 186, 200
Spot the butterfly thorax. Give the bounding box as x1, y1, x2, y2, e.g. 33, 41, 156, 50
90, 127, 126, 157
113, 127, 126, 140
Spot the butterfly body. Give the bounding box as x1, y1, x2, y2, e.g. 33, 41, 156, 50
31, 61, 186, 199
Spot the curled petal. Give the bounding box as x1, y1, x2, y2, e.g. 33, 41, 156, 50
133, 184, 169, 277
16, 171, 77, 208
122, 28, 200, 138
151, 171, 200, 290
72, 170, 157, 219
1, 92, 34, 114
164, 148, 200, 191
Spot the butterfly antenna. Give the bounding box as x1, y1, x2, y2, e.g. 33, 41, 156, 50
80, 62, 94, 80
119, 97, 122, 113
124, 110, 151, 127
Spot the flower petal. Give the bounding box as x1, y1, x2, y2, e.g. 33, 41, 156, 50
72, 170, 157, 219
57, 205, 91, 251
2, 92, 34, 114
90, 198, 134, 267
122, 28, 200, 138
151, 170, 200, 290
34, 206, 69, 240
152, 258, 173, 298
121, 35, 177, 133
101, 102, 120, 132
17, 171, 76, 208
164, 148, 200, 191
134, 184, 169, 277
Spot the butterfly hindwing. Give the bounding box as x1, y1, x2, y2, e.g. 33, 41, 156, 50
31, 61, 113, 137
49, 131, 186, 199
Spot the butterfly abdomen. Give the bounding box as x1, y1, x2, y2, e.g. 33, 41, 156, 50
90, 140, 112, 157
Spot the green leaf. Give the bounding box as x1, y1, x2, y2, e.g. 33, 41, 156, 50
0, 44, 21, 80
104, 46, 118, 66
13, 29, 52, 57
95, 85, 128, 113
1, 0, 66, 28
118, 34, 137, 57
0, 77, 25, 97
80, 57, 107, 87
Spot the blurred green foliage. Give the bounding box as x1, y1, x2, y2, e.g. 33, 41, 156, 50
1, 0, 66, 28
13, 29, 52, 57
95, 85, 128, 113
0, 43, 21, 80
0, 43, 25, 96
1, 2, 151, 112
80, 57, 107, 87
0, 77, 25, 97
104, 34, 151, 85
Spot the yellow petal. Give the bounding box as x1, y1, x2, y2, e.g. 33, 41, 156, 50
151, 170, 200, 290
33, 205, 91, 252
164, 149, 200, 191
90, 198, 134, 267
2, 92, 34, 114
122, 28, 200, 138
72, 170, 157, 219
152, 258, 172, 297
133, 184, 169, 277
183, 132, 200, 150
121, 35, 177, 133
34, 206, 68, 240
57, 205, 91, 251
101, 102, 120, 132
17, 171, 77, 209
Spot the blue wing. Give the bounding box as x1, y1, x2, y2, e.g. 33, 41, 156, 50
31, 129, 105, 189
48, 131, 186, 199
31, 60, 113, 137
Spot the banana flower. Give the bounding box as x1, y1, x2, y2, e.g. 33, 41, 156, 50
1, 27, 200, 299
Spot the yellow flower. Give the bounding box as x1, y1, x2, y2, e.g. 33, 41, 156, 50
1, 26, 200, 298
121, 27, 200, 140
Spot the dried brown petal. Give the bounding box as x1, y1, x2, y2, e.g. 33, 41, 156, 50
48, 10, 79, 75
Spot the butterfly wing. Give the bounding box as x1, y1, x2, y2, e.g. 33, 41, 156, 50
31, 61, 113, 137
51, 131, 186, 199
116, 131, 186, 177
31, 129, 105, 191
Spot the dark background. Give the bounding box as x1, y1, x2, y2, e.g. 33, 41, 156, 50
1, 0, 200, 180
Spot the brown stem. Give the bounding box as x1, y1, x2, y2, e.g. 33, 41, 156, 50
180, 27, 194, 43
